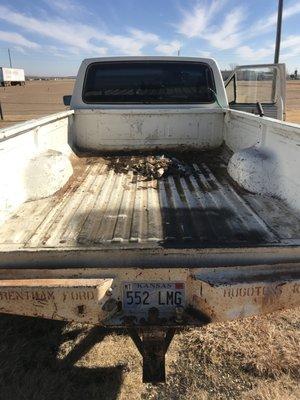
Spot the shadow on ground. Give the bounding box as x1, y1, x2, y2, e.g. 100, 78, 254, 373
1, 309, 299, 400
0, 315, 125, 400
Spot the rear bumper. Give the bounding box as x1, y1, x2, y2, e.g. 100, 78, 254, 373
0, 263, 299, 326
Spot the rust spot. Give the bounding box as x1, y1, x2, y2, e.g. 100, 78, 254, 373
192, 294, 217, 320
77, 304, 86, 315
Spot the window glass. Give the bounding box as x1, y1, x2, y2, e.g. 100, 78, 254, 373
225, 77, 235, 104
83, 61, 215, 104
236, 67, 276, 103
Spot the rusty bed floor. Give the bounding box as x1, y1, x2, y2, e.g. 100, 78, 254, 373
0, 152, 300, 250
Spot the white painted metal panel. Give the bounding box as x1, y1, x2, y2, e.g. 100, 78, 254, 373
72, 109, 225, 151
0, 278, 113, 323
225, 109, 300, 211
0, 111, 74, 222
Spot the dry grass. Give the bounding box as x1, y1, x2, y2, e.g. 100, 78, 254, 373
0, 308, 299, 399
148, 309, 300, 400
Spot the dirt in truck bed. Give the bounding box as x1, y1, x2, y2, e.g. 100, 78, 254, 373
106, 154, 193, 180
104, 149, 228, 180
0, 148, 299, 252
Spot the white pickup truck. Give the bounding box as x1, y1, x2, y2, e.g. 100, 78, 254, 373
0, 57, 299, 382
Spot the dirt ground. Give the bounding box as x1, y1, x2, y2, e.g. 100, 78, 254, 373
0, 79, 300, 128
286, 80, 300, 123
0, 79, 299, 399
0, 79, 74, 128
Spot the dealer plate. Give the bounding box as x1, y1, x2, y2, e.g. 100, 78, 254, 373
123, 282, 185, 311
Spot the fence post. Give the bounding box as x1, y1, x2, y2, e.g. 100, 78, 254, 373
0, 101, 3, 120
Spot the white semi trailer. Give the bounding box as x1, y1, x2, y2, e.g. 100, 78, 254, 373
0, 67, 25, 86
0, 57, 299, 382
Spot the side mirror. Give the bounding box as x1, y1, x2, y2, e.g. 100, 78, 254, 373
63, 95, 71, 106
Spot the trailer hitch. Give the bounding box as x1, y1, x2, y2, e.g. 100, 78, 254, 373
128, 327, 175, 383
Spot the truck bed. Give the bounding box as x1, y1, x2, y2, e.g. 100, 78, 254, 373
1, 149, 300, 261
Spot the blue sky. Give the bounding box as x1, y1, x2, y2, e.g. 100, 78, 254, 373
0, 0, 299, 76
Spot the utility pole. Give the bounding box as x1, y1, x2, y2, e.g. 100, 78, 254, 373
274, 0, 283, 63
177, 48, 181, 57
8, 48, 12, 68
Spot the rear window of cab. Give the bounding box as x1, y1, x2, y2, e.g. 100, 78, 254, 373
82, 61, 216, 104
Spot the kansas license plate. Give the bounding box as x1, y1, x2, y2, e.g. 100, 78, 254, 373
123, 282, 185, 311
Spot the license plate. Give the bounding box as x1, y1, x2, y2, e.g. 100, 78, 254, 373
123, 282, 185, 311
